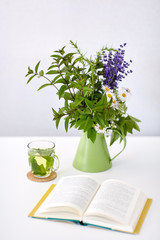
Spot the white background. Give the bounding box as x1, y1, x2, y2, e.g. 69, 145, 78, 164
0, 0, 160, 137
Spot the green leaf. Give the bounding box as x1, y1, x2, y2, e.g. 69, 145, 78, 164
55, 78, 66, 84
65, 99, 69, 110
65, 117, 70, 132
93, 94, 108, 110
71, 82, 82, 90
52, 108, 58, 116
93, 114, 105, 128
51, 75, 61, 83
72, 97, 83, 107
59, 59, 66, 67
27, 74, 36, 84
83, 116, 94, 132
124, 120, 134, 134
58, 85, 68, 99
75, 119, 86, 129
48, 65, 58, 70
64, 73, 70, 83
85, 99, 94, 109
129, 115, 141, 123
93, 105, 106, 111
44, 156, 54, 169
99, 94, 107, 105
56, 118, 60, 128
133, 122, 140, 132
50, 54, 62, 58
63, 92, 73, 100
46, 70, 59, 75
28, 66, 33, 73
58, 107, 65, 115
118, 117, 125, 127
75, 115, 89, 130
83, 87, 93, 96
35, 61, 40, 73
54, 46, 66, 55
70, 119, 76, 128
25, 67, 33, 77
95, 62, 103, 69
110, 130, 120, 146
124, 116, 140, 133
25, 72, 32, 77
39, 70, 44, 76
87, 128, 97, 143
59, 66, 68, 73
29, 157, 46, 176
63, 53, 76, 59
72, 57, 82, 66
37, 83, 51, 91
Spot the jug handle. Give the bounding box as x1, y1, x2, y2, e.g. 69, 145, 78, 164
111, 130, 127, 161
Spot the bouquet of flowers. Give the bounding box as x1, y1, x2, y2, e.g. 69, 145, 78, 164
25, 41, 140, 144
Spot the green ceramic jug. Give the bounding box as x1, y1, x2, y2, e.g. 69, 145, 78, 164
73, 131, 126, 172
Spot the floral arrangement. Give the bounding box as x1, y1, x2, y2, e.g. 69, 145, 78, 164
25, 41, 140, 144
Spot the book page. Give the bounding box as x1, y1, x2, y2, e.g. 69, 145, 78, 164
36, 175, 99, 217
84, 179, 141, 225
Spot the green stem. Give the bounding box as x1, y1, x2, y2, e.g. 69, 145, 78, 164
81, 86, 86, 108
57, 64, 75, 100
61, 57, 76, 96
36, 73, 59, 91
91, 66, 95, 100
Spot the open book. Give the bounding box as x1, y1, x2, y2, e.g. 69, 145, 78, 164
29, 175, 152, 233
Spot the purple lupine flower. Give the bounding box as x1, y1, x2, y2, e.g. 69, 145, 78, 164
101, 43, 132, 89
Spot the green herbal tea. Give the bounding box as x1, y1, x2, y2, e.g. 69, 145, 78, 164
28, 148, 55, 177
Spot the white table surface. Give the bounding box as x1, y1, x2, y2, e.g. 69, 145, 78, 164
0, 136, 160, 240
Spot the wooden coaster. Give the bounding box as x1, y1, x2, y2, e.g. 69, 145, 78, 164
27, 171, 57, 182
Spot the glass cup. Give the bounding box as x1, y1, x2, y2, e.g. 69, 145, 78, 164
27, 140, 59, 178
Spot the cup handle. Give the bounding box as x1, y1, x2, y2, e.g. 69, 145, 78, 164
53, 154, 60, 171
111, 130, 127, 161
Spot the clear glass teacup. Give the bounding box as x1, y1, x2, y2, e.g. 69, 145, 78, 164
27, 140, 59, 178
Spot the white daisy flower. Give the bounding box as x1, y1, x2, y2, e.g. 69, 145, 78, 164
103, 85, 114, 101
118, 87, 131, 102
95, 124, 106, 134
106, 92, 113, 101
104, 85, 110, 92
111, 97, 119, 109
